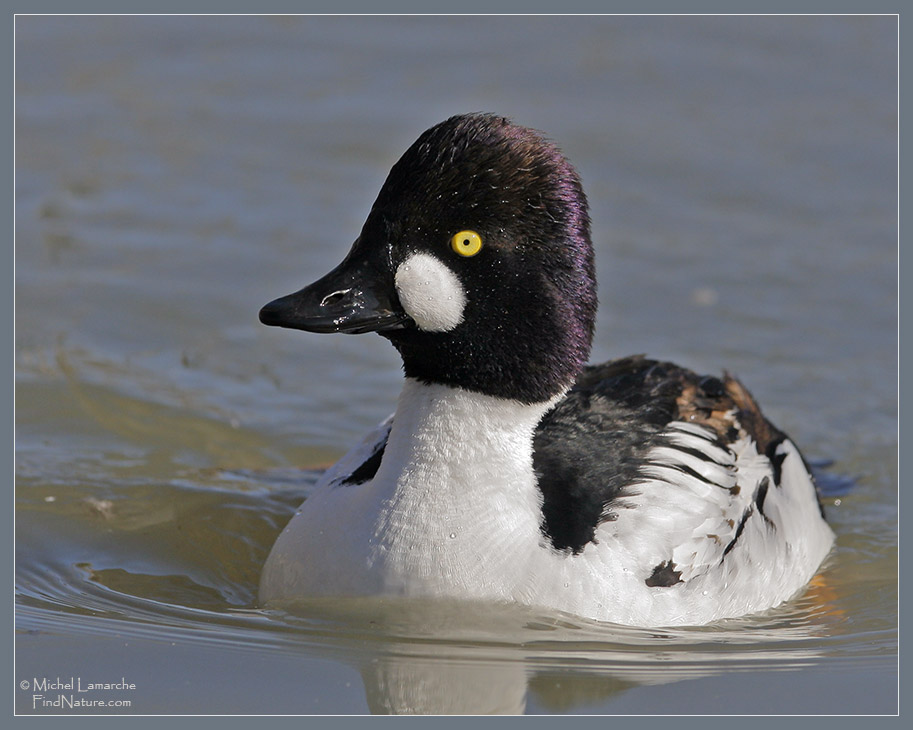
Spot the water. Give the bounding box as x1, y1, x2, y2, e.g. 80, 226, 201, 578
15, 16, 897, 714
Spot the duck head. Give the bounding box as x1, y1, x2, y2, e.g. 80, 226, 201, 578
259, 113, 597, 404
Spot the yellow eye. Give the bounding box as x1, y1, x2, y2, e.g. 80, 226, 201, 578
450, 230, 483, 257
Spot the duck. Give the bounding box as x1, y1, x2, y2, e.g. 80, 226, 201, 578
257, 113, 835, 627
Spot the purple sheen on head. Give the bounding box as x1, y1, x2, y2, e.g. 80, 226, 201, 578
368, 113, 599, 403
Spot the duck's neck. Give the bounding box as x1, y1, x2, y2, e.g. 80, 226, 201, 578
367, 378, 560, 597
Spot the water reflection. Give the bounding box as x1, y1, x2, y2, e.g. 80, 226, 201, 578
18, 576, 847, 716
279, 592, 851, 714
362, 655, 528, 714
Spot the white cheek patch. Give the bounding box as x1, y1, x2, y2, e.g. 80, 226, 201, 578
394, 253, 466, 332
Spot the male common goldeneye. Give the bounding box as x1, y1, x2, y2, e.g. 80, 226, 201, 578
258, 113, 834, 626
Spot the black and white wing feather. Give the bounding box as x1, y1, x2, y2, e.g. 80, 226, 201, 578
533, 356, 829, 590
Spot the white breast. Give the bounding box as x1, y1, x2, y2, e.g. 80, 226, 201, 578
259, 380, 556, 603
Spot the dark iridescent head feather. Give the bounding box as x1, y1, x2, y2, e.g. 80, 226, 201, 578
362, 113, 598, 403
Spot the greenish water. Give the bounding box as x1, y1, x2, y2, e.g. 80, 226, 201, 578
15, 15, 897, 714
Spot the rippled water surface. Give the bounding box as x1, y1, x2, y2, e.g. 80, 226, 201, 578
15, 16, 897, 714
